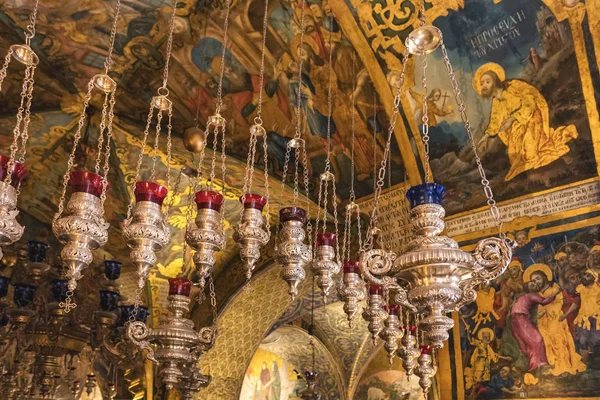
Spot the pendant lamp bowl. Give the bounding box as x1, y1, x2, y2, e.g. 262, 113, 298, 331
406, 26, 442, 55
10, 44, 39, 66
91, 73, 117, 93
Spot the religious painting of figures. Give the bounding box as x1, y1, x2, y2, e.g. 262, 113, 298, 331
177, 0, 406, 201
459, 224, 600, 399
353, 348, 433, 400
348, 0, 598, 215
240, 347, 303, 400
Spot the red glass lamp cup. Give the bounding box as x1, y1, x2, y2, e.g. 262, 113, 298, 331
134, 181, 168, 206
368, 284, 383, 295
343, 261, 359, 274
69, 171, 108, 198
240, 194, 267, 210
316, 232, 336, 247
195, 190, 224, 211
168, 277, 192, 297
279, 207, 306, 223
0, 154, 28, 188
407, 325, 417, 335
420, 344, 432, 354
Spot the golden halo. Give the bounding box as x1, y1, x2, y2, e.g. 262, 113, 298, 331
290, 34, 320, 61
472, 62, 506, 95
523, 263, 553, 283
477, 327, 495, 341
508, 259, 523, 272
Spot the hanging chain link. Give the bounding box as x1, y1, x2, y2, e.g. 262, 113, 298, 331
165, 105, 173, 192
262, 132, 271, 235
254, 0, 270, 122
54, 81, 95, 222
150, 107, 163, 181
209, 275, 218, 325
103, 0, 122, 74
100, 92, 116, 209
292, 0, 308, 141
363, 50, 409, 251
24, 0, 40, 47
94, 94, 110, 174
0, 48, 14, 93
439, 42, 503, 231
219, 120, 228, 225
126, 106, 155, 220
3, 63, 36, 187
165, 164, 183, 218
214, 0, 232, 114
302, 143, 313, 250
420, 54, 431, 182
160, 0, 178, 90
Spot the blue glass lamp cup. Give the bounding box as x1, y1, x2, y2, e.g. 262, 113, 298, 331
104, 260, 122, 281
0, 276, 11, 298
27, 240, 49, 263
406, 183, 446, 208
99, 290, 120, 312
118, 305, 148, 326
13, 283, 37, 307
51, 279, 69, 303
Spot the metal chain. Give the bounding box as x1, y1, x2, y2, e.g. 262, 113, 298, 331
293, 145, 300, 204
53, 80, 95, 222
94, 93, 110, 174
103, 0, 122, 73
254, 0, 270, 121
262, 132, 271, 235
292, 0, 308, 140
24, 0, 40, 47
128, 285, 145, 324
127, 105, 155, 220
420, 54, 431, 182
4, 64, 32, 186
332, 178, 340, 263
165, 105, 173, 195
209, 125, 220, 188
208, 276, 218, 325
150, 108, 163, 181
302, 144, 313, 250
439, 42, 503, 230
0, 48, 14, 93
239, 132, 258, 221
363, 50, 409, 251
219, 120, 227, 224
160, 0, 178, 90
100, 92, 116, 208
17, 65, 36, 165
324, 15, 334, 174
214, 0, 232, 114
314, 179, 323, 254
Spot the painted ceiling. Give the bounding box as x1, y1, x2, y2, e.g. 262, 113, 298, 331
1, 0, 600, 398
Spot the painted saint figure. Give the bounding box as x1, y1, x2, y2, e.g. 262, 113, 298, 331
526, 264, 587, 376
474, 63, 578, 181
509, 279, 557, 372
465, 328, 510, 389
409, 88, 454, 126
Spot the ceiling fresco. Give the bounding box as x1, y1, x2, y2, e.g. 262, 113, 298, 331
1, 0, 600, 399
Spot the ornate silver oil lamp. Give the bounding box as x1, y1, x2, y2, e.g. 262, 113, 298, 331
0, 0, 41, 259
52, 0, 123, 311
234, 4, 272, 282
299, 371, 322, 400
186, 191, 226, 287
337, 261, 365, 327
397, 325, 419, 378
362, 284, 387, 342
414, 345, 436, 399
123, 0, 179, 311
0, 158, 28, 261
234, 194, 269, 281
128, 277, 215, 389
312, 233, 340, 302
380, 304, 402, 364
53, 171, 109, 312
275, 207, 311, 300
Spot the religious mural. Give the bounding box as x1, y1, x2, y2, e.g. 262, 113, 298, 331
460, 224, 600, 399
354, 347, 426, 400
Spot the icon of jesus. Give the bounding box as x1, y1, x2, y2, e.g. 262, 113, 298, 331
474, 63, 578, 181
